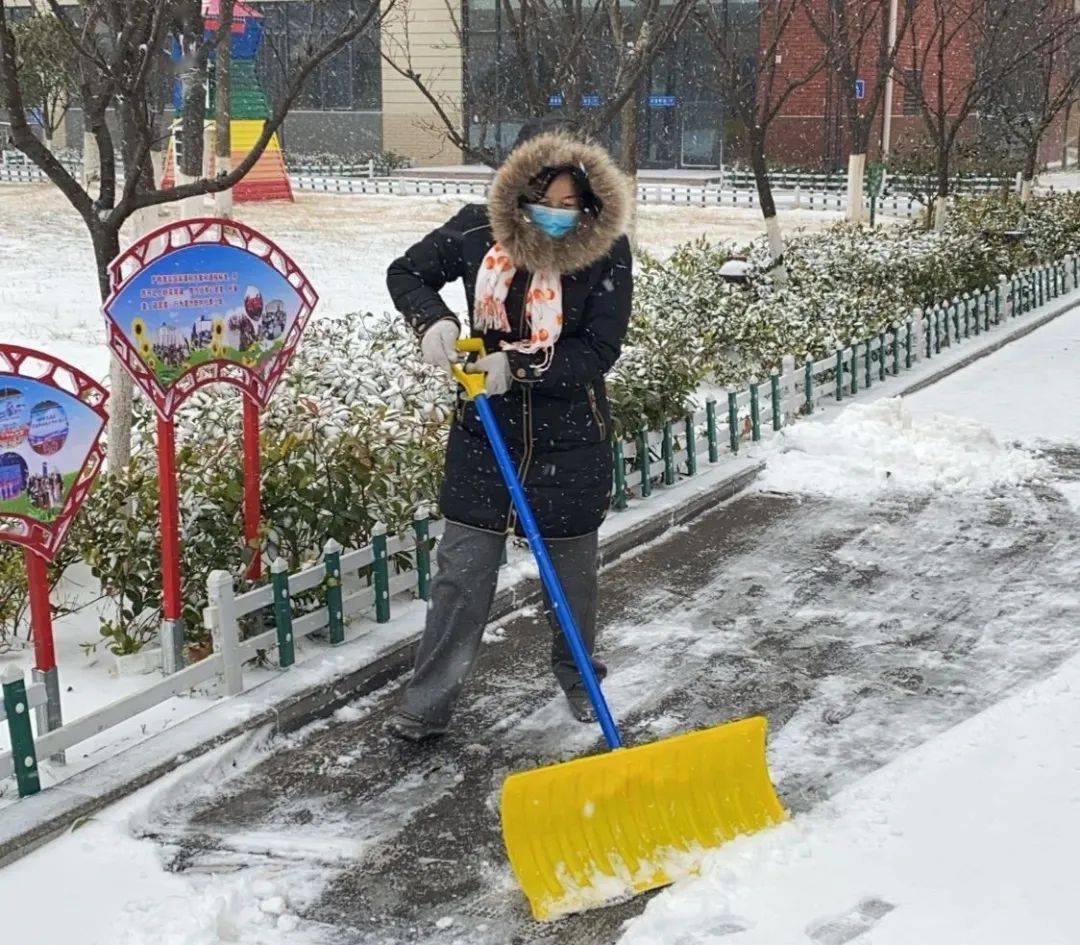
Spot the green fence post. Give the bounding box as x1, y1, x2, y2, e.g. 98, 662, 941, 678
323, 538, 345, 645
372, 523, 390, 623
637, 428, 652, 497
962, 294, 970, 338
271, 557, 295, 668
996, 276, 1005, 324
705, 400, 720, 461
1038, 267, 1045, 307
3, 665, 40, 798
728, 390, 740, 450
850, 343, 859, 392
974, 291, 983, 336
835, 350, 843, 401
749, 383, 761, 441
804, 361, 814, 414
684, 415, 698, 473
662, 422, 675, 485
412, 510, 432, 600
770, 374, 782, 430
612, 440, 628, 509
892, 326, 900, 375
934, 308, 943, 354
878, 332, 887, 381
864, 339, 872, 388
1073, 255, 1078, 289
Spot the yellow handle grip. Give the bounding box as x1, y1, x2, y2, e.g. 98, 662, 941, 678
452, 338, 489, 401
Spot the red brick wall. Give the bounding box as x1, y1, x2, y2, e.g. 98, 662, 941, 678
764, 0, 979, 168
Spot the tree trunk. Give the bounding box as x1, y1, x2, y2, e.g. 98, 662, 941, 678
1062, 102, 1072, 169
619, 86, 639, 178
618, 83, 640, 244
846, 152, 867, 223
1020, 144, 1038, 205
178, 3, 209, 217
213, 0, 234, 218
750, 129, 786, 283
94, 227, 134, 470
933, 144, 949, 231
82, 131, 100, 191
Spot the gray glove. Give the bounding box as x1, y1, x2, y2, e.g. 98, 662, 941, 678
420, 318, 462, 371
465, 352, 511, 397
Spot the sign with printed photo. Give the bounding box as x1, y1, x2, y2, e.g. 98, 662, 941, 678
0, 347, 108, 562
103, 218, 318, 419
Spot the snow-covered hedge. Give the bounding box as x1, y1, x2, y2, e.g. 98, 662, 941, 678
633, 191, 1080, 386
4, 192, 1075, 653
65, 316, 452, 654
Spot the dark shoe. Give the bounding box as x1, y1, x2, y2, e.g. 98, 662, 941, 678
384, 710, 447, 743
564, 687, 597, 724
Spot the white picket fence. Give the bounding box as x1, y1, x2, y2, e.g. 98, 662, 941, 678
290, 174, 922, 218
1, 245, 1074, 798
0, 160, 917, 218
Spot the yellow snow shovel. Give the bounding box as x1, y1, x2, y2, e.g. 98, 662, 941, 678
454, 339, 787, 921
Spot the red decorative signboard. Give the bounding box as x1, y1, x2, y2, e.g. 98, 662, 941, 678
0, 346, 108, 563
0, 346, 108, 735
103, 218, 317, 663
104, 217, 318, 419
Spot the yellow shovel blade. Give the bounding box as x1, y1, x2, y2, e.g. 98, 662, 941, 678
500, 716, 787, 921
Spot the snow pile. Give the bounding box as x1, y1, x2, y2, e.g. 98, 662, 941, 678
758, 398, 1044, 497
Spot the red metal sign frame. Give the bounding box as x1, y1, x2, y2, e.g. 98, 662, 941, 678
103, 217, 319, 420
0, 345, 108, 563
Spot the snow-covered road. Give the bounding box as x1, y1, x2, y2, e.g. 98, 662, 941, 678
0, 303, 1075, 945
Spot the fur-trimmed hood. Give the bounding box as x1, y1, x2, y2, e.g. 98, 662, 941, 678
487, 132, 632, 274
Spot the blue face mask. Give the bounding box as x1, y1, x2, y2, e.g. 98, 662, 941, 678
524, 203, 582, 239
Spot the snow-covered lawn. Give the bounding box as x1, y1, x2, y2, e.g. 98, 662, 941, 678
0, 184, 850, 382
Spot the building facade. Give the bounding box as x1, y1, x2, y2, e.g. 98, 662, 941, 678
3, 0, 1074, 171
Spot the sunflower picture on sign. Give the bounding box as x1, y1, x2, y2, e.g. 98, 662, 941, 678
107, 243, 303, 389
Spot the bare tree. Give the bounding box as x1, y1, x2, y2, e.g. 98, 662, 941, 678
698, 0, 827, 277
0, 0, 389, 466
896, 0, 1063, 230
800, 0, 917, 221
982, 0, 1080, 202
379, 0, 696, 174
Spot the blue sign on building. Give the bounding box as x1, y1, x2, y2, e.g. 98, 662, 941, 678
548, 93, 564, 108
855, 79, 866, 100
648, 95, 677, 108
581, 94, 602, 108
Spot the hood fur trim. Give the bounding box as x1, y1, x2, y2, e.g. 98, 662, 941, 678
488, 132, 632, 274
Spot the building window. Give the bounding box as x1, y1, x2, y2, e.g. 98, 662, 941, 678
903, 69, 922, 115
253, 1, 381, 112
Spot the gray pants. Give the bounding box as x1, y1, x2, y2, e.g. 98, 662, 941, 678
399, 522, 604, 725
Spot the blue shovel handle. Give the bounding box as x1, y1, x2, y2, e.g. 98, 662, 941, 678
453, 346, 622, 750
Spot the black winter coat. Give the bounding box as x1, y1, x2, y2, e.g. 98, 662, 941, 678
386, 134, 634, 538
